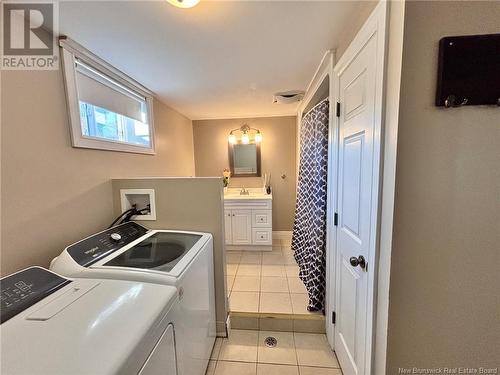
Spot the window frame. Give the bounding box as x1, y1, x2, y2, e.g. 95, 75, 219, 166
59, 36, 156, 154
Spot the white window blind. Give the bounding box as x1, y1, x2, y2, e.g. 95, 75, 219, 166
75, 59, 146, 123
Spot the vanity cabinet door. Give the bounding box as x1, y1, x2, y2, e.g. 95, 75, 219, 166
231, 210, 252, 245
224, 210, 232, 244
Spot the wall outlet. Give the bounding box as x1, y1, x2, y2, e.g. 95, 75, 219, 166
120, 189, 156, 221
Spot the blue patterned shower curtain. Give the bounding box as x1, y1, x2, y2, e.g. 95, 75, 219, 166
292, 98, 329, 312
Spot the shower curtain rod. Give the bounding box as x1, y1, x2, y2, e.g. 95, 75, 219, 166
303, 97, 329, 117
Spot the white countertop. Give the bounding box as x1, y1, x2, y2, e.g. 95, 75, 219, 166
224, 187, 272, 200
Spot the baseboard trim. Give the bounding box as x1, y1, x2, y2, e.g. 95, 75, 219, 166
272, 231, 292, 241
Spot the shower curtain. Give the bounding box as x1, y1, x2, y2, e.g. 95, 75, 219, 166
292, 98, 329, 312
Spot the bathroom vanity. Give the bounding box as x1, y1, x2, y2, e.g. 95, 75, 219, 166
223, 188, 272, 250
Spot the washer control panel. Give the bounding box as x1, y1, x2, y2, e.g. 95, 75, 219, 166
66, 222, 149, 267
1, 267, 71, 324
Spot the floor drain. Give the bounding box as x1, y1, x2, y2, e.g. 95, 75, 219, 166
264, 336, 278, 348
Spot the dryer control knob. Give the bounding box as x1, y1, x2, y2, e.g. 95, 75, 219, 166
110, 233, 122, 242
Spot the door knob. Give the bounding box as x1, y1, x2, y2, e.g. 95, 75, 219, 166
349, 255, 366, 270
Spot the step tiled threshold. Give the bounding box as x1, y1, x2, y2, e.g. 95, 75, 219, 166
230, 311, 325, 334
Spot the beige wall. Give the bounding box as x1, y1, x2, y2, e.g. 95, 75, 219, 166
1, 69, 195, 276
193, 116, 297, 231
111, 178, 227, 335
387, 1, 500, 372
336, 1, 378, 61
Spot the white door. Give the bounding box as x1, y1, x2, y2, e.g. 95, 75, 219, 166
231, 210, 252, 245
333, 5, 385, 374
224, 210, 232, 244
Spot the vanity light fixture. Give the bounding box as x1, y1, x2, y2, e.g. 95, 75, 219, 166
254, 131, 262, 143
228, 124, 262, 144
166, 0, 200, 9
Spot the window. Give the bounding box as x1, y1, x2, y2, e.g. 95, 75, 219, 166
60, 37, 155, 154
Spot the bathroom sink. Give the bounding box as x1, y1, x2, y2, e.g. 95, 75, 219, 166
224, 188, 272, 200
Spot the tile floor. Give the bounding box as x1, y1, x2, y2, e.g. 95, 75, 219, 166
206, 329, 342, 375
226, 240, 320, 316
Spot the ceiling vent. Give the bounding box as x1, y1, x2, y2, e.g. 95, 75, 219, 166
273, 90, 305, 104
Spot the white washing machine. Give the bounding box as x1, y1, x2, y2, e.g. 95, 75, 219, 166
1, 266, 181, 375
50, 222, 216, 375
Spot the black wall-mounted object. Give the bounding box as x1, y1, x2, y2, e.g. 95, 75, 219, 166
435, 33, 500, 108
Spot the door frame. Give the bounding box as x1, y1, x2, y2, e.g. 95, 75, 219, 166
296, 2, 400, 373
296, 50, 337, 347
327, 1, 388, 374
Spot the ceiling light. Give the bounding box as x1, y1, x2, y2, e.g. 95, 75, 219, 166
166, 0, 200, 9
273, 90, 305, 104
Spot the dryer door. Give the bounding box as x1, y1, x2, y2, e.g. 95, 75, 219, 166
138, 323, 177, 375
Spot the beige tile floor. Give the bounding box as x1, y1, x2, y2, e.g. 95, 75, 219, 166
226, 240, 320, 316
206, 329, 342, 375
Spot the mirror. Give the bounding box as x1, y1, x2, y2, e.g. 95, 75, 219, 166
228, 142, 261, 177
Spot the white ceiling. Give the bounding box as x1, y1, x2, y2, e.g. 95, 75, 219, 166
59, 1, 364, 120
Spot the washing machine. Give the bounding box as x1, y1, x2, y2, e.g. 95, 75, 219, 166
50, 222, 216, 375
1, 266, 181, 375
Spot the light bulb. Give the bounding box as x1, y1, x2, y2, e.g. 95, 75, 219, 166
241, 133, 250, 144
228, 133, 236, 144
255, 132, 262, 143
166, 0, 200, 9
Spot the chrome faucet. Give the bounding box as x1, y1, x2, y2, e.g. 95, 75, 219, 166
240, 187, 250, 195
